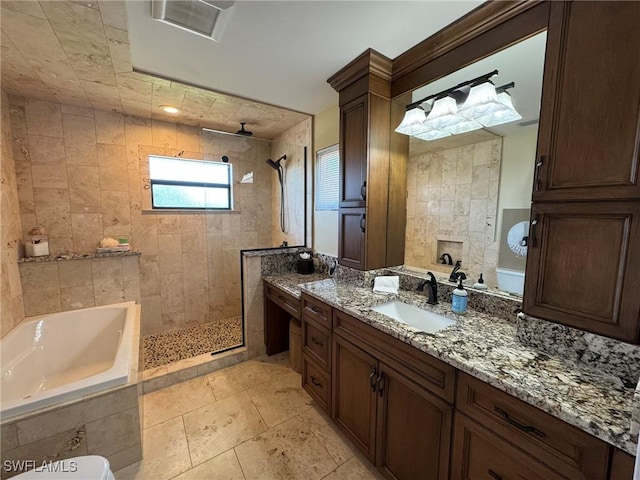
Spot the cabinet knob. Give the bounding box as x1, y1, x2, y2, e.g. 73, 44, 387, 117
369, 367, 377, 392
311, 336, 323, 347
376, 373, 384, 396
310, 376, 322, 387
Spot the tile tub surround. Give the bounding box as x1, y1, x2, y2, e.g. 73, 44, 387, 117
0, 383, 142, 479
7, 96, 301, 335
18, 255, 140, 317
116, 353, 383, 480
143, 316, 242, 370
299, 279, 637, 455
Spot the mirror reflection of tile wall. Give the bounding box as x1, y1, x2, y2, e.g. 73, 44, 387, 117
405, 137, 501, 286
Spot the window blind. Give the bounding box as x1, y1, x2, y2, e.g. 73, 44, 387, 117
315, 145, 339, 211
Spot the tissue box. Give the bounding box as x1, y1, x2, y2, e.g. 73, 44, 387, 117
25, 241, 50, 257
297, 258, 314, 275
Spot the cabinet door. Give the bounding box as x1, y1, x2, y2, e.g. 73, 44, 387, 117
524, 202, 640, 343
534, 1, 640, 201
332, 334, 378, 462
338, 207, 366, 270
340, 94, 368, 208
375, 363, 452, 480
451, 413, 564, 480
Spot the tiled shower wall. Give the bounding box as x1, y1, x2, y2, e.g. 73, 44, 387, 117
7, 95, 286, 336
0, 90, 25, 338
270, 117, 312, 247
405, 138, 502, 286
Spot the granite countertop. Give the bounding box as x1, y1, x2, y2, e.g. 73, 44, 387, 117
293, 278, 637, 455
18, 250, 141, 263
263, 272, 329, 299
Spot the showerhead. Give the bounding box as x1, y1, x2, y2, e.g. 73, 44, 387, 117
265, 154, 287, 170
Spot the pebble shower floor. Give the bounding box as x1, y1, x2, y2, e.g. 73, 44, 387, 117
142, 316, 243, 369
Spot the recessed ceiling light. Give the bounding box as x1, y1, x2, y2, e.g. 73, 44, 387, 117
160, 105, 181, 114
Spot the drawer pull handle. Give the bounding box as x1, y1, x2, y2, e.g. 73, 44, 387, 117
494, 407, 546, 438
309, 306, 323, 315
360, 214, 366, 233
278, 295, 286, 302
488, 470, 502, 480
369, 367, 377, 392
360, 181, 367, 200
310, 376, 322, 387
534, 155, 545, 191
311, 336, 323, 347
529, 215, 539, 248
376, 373, 384, 396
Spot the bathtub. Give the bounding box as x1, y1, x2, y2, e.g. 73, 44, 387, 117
1, 301, 139, 421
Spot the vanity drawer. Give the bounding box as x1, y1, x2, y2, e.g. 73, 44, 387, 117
456, 372, 610, 479
301, 293, 331, 329
265, 283, 300, 318
302, 355, 330, 413
302, 317, 331, 372
451, 412, 564, 480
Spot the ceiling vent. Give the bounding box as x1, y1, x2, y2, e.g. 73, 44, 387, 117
151, 0, 235, 42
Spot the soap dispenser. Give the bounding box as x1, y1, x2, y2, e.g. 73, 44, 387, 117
452, 278, 468, 314
473, 273, 488, 290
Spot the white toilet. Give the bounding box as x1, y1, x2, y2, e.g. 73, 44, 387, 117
496, 267, 525, 295
11, 456, 114, 480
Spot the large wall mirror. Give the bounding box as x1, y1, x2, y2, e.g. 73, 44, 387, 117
399, 31, 547, 296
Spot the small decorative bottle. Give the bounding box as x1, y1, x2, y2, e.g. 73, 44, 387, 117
452, 278, 468, 314
473, 273, 488, 290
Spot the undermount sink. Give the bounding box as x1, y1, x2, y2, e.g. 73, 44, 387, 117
370, 300, 456, 334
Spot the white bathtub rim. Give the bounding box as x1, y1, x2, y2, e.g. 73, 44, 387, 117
0, 302, 140, 424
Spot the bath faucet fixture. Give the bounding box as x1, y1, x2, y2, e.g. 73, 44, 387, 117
417, 272, 438, 305
439, 253, 453, 265
449, 260, 467, 283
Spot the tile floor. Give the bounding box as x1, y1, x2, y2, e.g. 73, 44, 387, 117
115, 353, 384, 480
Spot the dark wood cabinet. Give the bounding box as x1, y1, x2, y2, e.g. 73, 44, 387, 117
524, 1, 640, 343
524, 201, 640, 343
451, 412, 565, 480
375, 363, 451, 480
609, 448, 635, 480
340, 95, 368, 208
331, 311, 452, 478
263, 283, 300, 355
328, 50, 408, 271
534, 1, 640, 202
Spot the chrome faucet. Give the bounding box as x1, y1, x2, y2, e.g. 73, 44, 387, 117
417, 272, 438, 305
439, 253, 453, 265
449, 260, 467, 283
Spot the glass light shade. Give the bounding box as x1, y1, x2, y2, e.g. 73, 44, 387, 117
443, 117, 483, 135
395, 107, 427, 135
414, 128, 451, 141
458, 82, 504, 119
424, 97, 460, 130
476, 92, 522, 127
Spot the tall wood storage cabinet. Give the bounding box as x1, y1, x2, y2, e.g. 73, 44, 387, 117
328, 49, 409, 271
524, 1, 640, 343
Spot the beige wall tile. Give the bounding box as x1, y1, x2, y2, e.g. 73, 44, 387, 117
67, 165, 101, 213
61, 285, 96, 311
63, 113, 98, 166
105, 442, 142, 473
58, 259, 93, 288
33, 187, 72, 238
151, 119, 177, 148
71, 213, 103, 253
101, 190, 131, 237
95, 110, 125, 145
20, 263, 61, 316
157, 215, 180, 234
139, 256, 161, 297
182, 251, 207, 291
184, 288, 207, 324
92, 257, 125, 306
25, 99, 62, 137
98, 143, 128, 191
86, 407, 141, 456
140, 294, 162, 336
158, 234, 182, 274
160, 272, 184, 314
16, 385, 137, 444
162, 311, 185, 331
131, 215, 158, 255
1, 423, 18, 452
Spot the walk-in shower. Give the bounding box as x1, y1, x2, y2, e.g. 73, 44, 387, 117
266, 154, 287, 233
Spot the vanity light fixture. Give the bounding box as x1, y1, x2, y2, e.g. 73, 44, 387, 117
396, 70, 522, 141
160, 105, 181, 114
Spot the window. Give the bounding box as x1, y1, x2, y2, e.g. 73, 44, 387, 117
148, 155, 232, 210
315, 145, 339, 211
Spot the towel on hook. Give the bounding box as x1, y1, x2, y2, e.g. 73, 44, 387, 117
373, 276, 399, 294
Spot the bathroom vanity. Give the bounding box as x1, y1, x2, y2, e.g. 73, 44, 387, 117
263, 272, 636, 480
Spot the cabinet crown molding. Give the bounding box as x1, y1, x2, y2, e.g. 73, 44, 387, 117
327, 48, 393, 93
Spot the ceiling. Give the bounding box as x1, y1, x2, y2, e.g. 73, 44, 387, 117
0, 0, 483, 139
